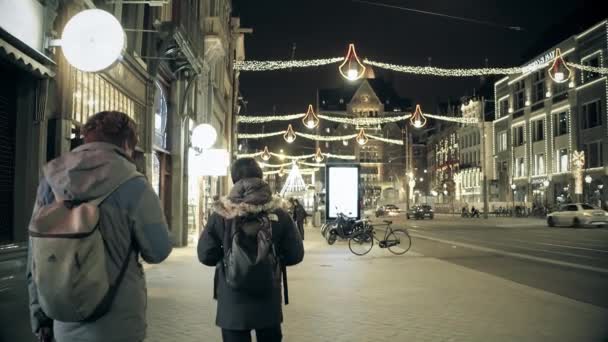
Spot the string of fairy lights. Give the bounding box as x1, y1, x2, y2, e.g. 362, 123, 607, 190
234, 44, 608, 78
235, 44, 608, 169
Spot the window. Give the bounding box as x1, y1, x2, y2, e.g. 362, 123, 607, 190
582, 54, 600, 82
532, 71, 545, 103
553, 111, 568, 136
581, 204, 595, 210
581, 100, 602, 129
513, 126, 525, 146
583, 141, 603, 168
515, 157, 525, 177
499, 98, 509, 117
532, 119, 544, 142
497, 131, 507, 152
558, 149, 569, 172
535, 154, 545, 175
566, 204, 578, 212
514, 81, 525, 110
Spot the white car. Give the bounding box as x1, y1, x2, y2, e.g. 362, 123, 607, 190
547, 203, 608, 228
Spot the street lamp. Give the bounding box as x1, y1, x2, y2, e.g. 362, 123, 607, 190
585, 175, 592, 203
543, 180, 550, 210
511, 183, 517, 215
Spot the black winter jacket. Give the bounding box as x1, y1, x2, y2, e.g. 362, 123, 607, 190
197, 179, 304, 330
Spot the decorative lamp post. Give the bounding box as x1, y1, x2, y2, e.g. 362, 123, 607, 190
511, 183, 517, 215
543, 180, 550, 210
585, 175, 593, 203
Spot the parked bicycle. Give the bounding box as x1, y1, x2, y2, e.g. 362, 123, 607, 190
348, 220, 411, 256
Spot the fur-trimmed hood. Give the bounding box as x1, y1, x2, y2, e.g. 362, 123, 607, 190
213, 177, 287, 219
213, 195, 285, 219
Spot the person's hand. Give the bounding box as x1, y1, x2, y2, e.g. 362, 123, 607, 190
37, 326, 53, 342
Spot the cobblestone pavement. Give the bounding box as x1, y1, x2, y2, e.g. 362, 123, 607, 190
145, 226, 608, 342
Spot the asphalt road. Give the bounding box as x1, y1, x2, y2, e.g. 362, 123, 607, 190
368, 214, 608, 309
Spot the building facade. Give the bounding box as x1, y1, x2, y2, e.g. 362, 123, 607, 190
455, 98, 495, 204
493, 20, 608, 208
318, 75, 411, 208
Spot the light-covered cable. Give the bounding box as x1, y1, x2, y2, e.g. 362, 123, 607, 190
296, 132, 358, 141
568, 63, 608, 74
364, 59, 524, 76
366, 134, 404, 145
317, 113, 412, 125
235, 57, 344, 71
425, 113, 479, 124
237, 131, 286, 139
237, 113, 306, 123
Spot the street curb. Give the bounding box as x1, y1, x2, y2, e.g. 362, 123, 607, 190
410, 232, 608, 275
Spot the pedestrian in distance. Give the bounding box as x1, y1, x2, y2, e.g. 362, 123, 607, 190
471, 206, 480, 218
198, 157, 304, 342
292, 199, 308, 240
27, 111, 173, 342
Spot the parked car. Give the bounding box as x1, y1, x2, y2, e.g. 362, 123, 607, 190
375, 204, 400, 217
547, 203, 608, 227
406, 205, 434, 220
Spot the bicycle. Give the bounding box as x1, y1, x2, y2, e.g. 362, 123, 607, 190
348, 220, 411, 256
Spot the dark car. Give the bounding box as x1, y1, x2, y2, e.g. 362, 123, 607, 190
406, 205, 434, 220
376, 204, 401, 217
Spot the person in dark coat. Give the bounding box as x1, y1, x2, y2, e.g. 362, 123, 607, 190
197, 158, 304, 342
292, 199, 307, 240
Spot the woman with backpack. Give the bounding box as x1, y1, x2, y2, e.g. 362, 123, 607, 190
197, 158, 304, 342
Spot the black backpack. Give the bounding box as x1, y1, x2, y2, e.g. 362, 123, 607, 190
222, 212, 288, 302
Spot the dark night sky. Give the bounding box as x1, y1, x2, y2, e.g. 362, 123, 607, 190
232, 0, 604, 115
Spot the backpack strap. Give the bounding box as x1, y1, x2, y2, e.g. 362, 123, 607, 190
281, 261, 289, 305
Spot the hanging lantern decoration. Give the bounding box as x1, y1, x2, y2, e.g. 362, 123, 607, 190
342, 140, 349, 146
283, 124, 296, 143
314, 147, 324, 163
302, 104, 320, 129
410, 104, 427, 128
356, 128, 369, 145
261, 146, 271, 161
339, 43, 366, 81
547, 48, 573, 84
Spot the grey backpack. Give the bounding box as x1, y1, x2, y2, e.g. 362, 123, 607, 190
29, 173, 139, 322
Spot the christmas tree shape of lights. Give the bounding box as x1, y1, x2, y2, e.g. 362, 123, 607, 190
280, 162, 307, 196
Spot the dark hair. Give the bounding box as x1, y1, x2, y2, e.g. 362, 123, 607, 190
231, 157, 263, 183
82, 111, 138, 150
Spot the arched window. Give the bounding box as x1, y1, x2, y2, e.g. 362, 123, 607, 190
154, 81, 168, 149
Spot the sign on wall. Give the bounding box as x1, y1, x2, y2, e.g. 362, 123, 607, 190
326, 164, 361, 219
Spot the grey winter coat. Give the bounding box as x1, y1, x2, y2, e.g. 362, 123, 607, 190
197, 178, 304, 330
27, 142, 173, 342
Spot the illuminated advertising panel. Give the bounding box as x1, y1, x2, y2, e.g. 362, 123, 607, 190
326, 164, 360, 219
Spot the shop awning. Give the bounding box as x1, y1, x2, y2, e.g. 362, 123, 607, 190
0, 37, 55, 78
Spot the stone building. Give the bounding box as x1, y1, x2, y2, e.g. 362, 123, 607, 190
493, 19, 607, 208
318, 75, 410, 208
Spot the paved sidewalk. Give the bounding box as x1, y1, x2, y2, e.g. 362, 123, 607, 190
145, 227, 608, 341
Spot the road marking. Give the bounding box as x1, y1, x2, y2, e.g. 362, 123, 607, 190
499, 238, 608, 254
410, 232, 608, 275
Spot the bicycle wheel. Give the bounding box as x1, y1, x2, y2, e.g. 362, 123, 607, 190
349, 231, 373, 256
386, 229, 411, 255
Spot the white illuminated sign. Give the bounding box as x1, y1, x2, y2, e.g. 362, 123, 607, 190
189, 148, 229, 176
326, 165, 360, 219
522, 51, 556, 74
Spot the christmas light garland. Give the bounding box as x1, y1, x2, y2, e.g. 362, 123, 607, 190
317, 113, 412, 125
296, 131, 358, 141
567, 62, 608, 74
238, 131, 286, 139
300, 162, 327, 167
259, 162, 293, 168
237, 151, 356, 161
363, 59, 524, 76
425, 113, 479, 124
237, 113, 305, 123
366, 133, 403, 145
234, 57, 344, 71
